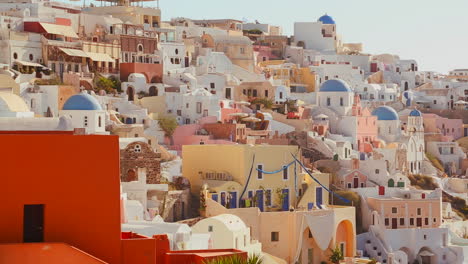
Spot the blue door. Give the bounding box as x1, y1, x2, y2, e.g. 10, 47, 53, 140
282, 189, 289, 211
229, 192, 237, 208
256, 190, 264, 212
316, 187, 323, 206
221, 192, 226, 206
308, 202, 314, 211
212, 194, 218, 202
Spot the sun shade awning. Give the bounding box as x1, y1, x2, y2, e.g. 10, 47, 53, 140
59, 48, 89, 58
14, 60, 44, 67
39, 23, 79, 38
86, 52, 114, 62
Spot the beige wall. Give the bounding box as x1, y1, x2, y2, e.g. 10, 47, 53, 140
139, 96, 167, 116
205, 198, 356, 263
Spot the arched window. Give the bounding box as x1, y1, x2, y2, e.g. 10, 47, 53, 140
98, 116, 102, 127
175, 48, 179, 55
326, 97, 331, 106
29, 54, 34, 61
127, 169, 137, 181
340, 97, 344, 106
137, 44, 144, 53
13, 52, 18, 59
84, 116, 88, 127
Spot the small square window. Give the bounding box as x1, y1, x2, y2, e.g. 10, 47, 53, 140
385, 218, 389, 226
271, 232, 279, 242
410, 218, 414, 226
375, 169, 380, 174
208, 226, 213, 232
392, 207, 397, 214
400, 218, 404, 226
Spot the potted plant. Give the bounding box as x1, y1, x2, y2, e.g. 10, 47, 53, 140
329, 246, 344, 264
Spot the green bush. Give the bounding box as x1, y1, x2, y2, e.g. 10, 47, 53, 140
251, 98, 273, 109
408, 174, 438, 190
426, 152, 444, 172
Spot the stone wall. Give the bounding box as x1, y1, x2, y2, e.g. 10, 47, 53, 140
120, 141, 161, 184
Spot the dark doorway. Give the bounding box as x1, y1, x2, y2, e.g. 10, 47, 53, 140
225, 88, 231, 99
417, 218, 422, 227
127, 86, 135, 101
23, 204, 44, 243
392, 218, 397, 229
353, 177, 359, 188
149, 86, 158, 96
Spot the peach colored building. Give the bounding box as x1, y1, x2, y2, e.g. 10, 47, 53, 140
234, 81, 275, 102
422, 113, 463, 141
205, 196, 356, 264
201, 34, 254, 72
356, 187, 442, 231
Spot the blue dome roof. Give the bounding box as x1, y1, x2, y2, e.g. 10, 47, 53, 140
409, 109, 422, 117
319, 79, 352, 92
372, 106, 399, 121
318, 14, 335, 25
63, 93, 102, 111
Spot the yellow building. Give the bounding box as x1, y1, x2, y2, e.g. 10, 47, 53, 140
183, 144, 332, 212
259, 62, 318, 93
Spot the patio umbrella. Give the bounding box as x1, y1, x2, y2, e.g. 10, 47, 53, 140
229, 113, 249, 117
242, 116, 261, 122
235, 101, 251, 106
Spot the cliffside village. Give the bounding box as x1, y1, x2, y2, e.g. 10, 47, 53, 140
0, 0, 467, 263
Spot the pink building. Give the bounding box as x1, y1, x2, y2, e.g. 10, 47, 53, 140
337, 159, 368, 189
422, 113, 463, 141
352, 96, 379, 152
253, 45, 280, 63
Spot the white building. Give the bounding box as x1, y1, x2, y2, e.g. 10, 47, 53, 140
0, 92, 34, 117
192, 214, 262, 256
294, 14, 338, 53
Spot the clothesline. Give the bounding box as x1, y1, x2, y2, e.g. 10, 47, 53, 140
290, 153, 351, 204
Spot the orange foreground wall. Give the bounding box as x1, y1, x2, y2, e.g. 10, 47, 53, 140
0, 133, 122, 263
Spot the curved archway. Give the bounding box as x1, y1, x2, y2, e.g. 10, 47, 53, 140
149, 86, 158, 96
151, 76, 162, 83
126, 169, 137, 182
399, 246, 413, 263
335, 220, 354, 257
127, 86, 135, 101
416, 246, 436, 264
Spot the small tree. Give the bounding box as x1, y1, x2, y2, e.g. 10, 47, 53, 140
275, 188, 287, 210
95, 76, 115, 94
329, 246, 344, 264
158, 115, 178, 145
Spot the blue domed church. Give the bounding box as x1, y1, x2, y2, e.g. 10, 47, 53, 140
318, 79, 354, 116
60, 92, 108, 134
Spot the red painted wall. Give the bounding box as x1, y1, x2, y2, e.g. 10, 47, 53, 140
24, 22, 44, 34
120, 63, 163, 83
55, 18, 72, 26
0, 133, 122, 264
